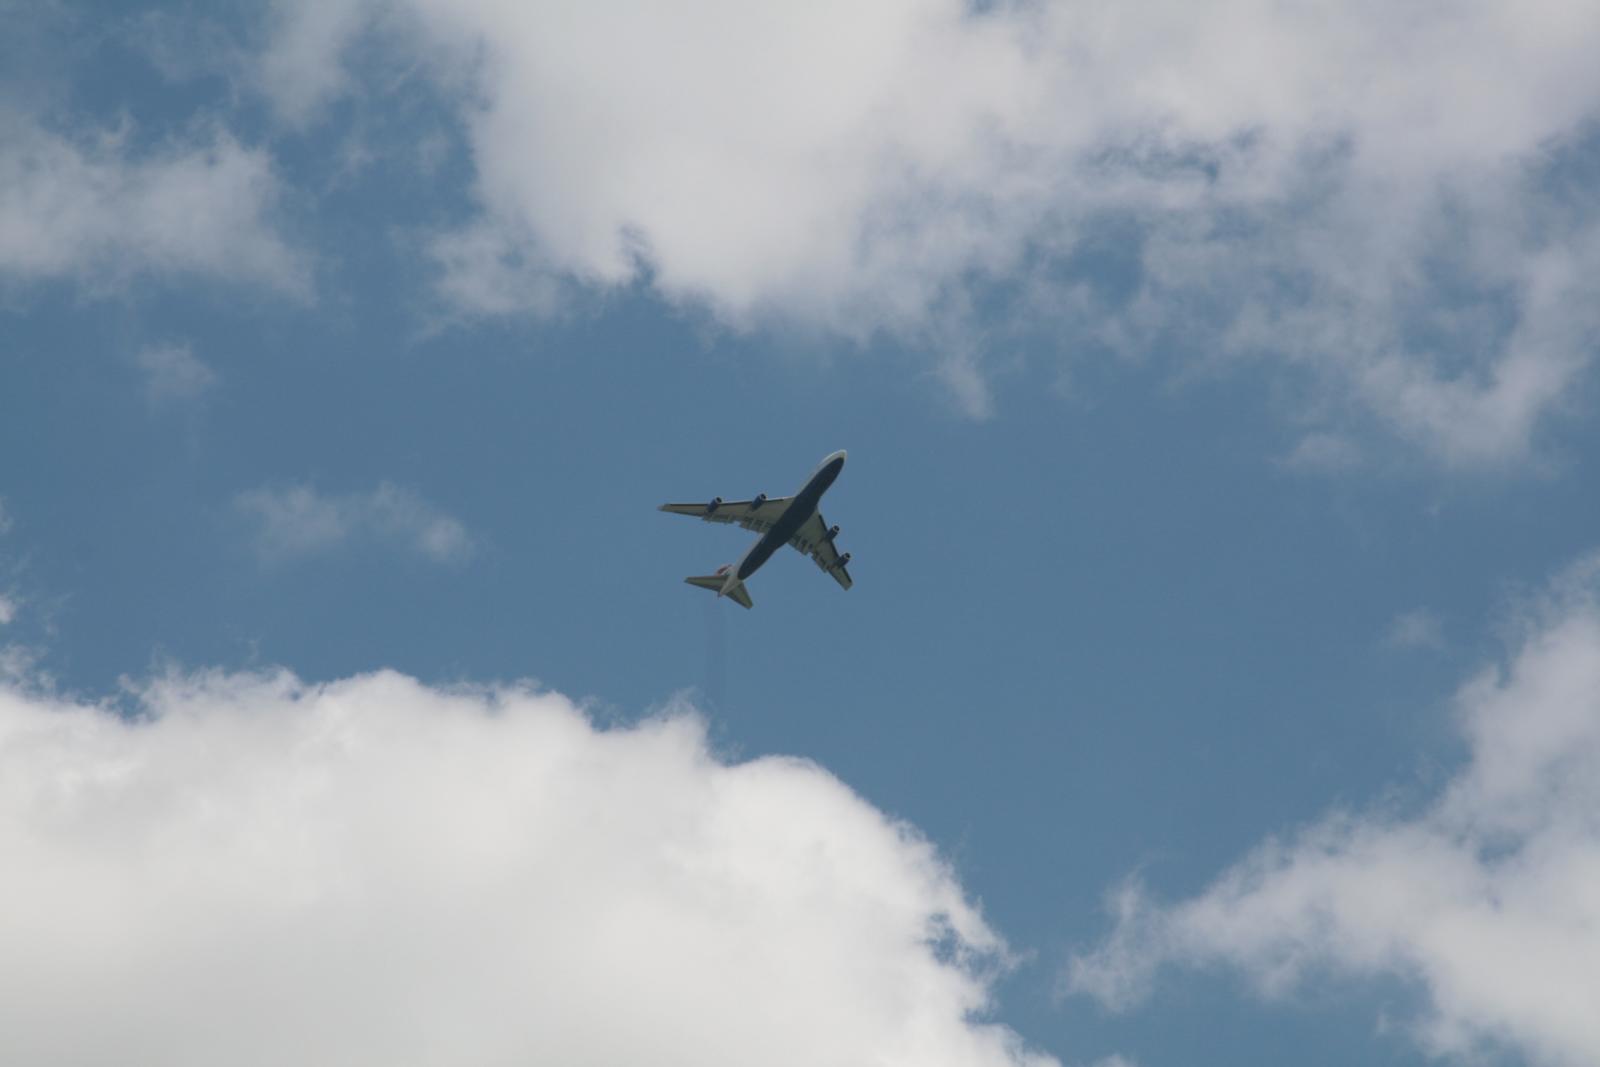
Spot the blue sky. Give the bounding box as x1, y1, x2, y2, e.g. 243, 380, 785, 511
5, 4, 1600, 1066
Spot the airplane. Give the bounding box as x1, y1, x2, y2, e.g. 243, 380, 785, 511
658, 450, 853, 609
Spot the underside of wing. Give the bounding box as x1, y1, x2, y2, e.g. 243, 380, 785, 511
658, 496, 793, 534
790, 512, 852, 590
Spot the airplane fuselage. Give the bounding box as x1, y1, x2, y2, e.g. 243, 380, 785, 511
721, 450, 846, 596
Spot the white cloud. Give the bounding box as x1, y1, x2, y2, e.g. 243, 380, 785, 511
134, 342, 218, 405
0, 595, 15, 626
0, 666, 1055, 1067
235, 482, 472, 563
0, 110, 304, 294
1067, 554, 1600, 1067
256, 0, 379, 127
260, 0, 1600, 463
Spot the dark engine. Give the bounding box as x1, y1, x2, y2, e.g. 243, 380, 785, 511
824, 525, 840, 542
705, 497, 723, 515
750, 493, 767, 509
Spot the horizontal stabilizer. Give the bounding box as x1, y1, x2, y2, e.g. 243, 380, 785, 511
684, 574, 754, 609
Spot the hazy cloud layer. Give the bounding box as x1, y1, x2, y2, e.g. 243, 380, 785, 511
1067, 555, 1600, 1066
235, 482, 472, 563
0, 668, 1054, 1067
0, 110, 303, 294
260, 0, 1600, 462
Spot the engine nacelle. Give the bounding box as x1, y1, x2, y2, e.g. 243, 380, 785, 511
749, 493, 767, 510
836, 552, 852, 568
823, 525, 840, 542
705, 497, 723, 515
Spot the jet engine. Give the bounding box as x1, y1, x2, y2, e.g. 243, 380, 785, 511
705, 497, 723, 515
823, 525, 840, 542
749, 494, 767, 509
835, 552, 852, 568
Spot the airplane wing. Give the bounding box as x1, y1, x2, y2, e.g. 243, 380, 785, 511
658, 497, 793, 535
789, 511, 853, 590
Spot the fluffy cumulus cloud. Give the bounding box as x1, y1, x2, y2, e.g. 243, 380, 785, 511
0, 110, 302, 294
0, 667, 1054, 1067
235, 482, 473, 563
259, 0, 1600, 460
1067, 554, 1600, 1066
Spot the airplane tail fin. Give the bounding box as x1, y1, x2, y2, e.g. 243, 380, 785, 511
684, 574, 754, 609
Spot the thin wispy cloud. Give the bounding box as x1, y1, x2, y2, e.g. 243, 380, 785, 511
0, 499, 16, 627
1068, 553, 1600, 1067
1385, 609, 1446, 652
1281, 432, 1363, 474
235, 482, 473, 563
0, 667, 1055, 1067
0, 644, 43, 687
134, 342, 218, 405
0, 500, 30, 670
